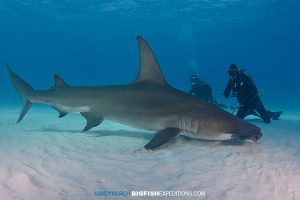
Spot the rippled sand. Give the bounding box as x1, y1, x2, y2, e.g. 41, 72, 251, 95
0, 107, 299, 200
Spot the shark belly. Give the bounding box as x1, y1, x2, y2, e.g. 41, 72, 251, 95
105, 112, 179, 132
31, 97, 91, 113
54, 105, 91, 113
178, 115, 234, 141
181, 131, 234, 141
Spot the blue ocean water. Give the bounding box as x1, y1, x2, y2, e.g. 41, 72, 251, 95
0, 0, 300, 109
0, 0, 299, 109
1, 2, 300, 200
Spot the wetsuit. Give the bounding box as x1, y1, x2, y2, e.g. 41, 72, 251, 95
223, 70, 271, 123
189, 81, 215, 104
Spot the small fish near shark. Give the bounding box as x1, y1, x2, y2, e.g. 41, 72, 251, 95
7, 36, 262, 150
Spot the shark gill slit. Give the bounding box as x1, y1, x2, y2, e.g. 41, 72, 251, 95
178, 115, 200, 136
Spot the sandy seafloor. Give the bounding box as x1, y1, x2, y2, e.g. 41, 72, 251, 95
0, 106, 299, 200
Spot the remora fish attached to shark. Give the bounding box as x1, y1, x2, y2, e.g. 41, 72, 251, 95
7, 36, 262, 149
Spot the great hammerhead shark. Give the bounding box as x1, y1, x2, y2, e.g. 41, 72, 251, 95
7, 36, 262, 150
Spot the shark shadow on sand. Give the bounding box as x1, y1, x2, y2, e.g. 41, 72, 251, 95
26, 128, 247, 147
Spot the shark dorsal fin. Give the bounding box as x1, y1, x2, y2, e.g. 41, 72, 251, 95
54, 74, 69, 88
132, 36, 167, 85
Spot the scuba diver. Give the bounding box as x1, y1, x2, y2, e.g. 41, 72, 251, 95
189, 74, 227, 109
223, 64, 283, 123
189, 74, 215, 104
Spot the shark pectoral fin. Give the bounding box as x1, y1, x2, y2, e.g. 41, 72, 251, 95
51, 106, 68, 118
144, 127, 180, 150
81, 112, 104, 132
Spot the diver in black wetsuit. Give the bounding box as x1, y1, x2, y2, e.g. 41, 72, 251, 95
223, 64, 282, 123
189, 75, 228, 109
189, 74, 220, 106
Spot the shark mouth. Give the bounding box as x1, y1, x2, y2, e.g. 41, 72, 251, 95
238, 130, 263, 142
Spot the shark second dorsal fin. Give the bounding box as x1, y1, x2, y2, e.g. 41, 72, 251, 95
132, 36, 167, 85
53, 74, 69, 88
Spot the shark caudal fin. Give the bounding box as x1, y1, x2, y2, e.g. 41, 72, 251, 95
6, 66, 35, 123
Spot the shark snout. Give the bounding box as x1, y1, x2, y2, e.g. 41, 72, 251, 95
238, 126, 263, 142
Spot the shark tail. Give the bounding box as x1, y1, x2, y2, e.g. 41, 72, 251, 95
7, 66, 35, 123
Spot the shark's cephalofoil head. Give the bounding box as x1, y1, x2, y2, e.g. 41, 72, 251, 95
177, 106, 263, 142
237, 123, 262, 142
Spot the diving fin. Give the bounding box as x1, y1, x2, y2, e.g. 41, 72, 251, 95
271, 111, 283, 120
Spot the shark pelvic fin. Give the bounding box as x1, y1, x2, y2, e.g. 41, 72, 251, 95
132, 36, 167, 85
51, 106, 68, 118
81, 112, 104, 132
144, 127, 180, 150
53, 74, 69, 88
